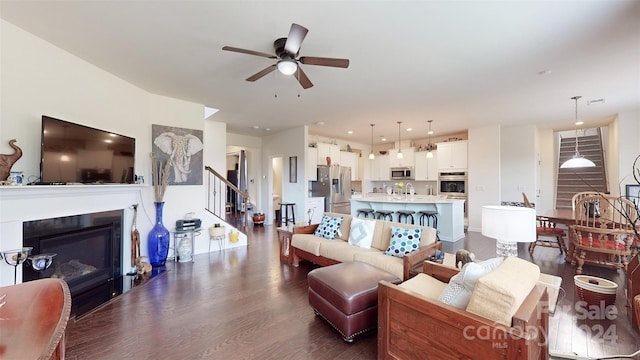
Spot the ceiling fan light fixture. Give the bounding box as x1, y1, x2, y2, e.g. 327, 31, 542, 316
277, 59, 297, 75
561, 96, 596, 169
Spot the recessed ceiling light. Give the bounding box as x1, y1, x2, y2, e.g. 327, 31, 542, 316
315, 121, 325, 125
265, 128, 271, 131
252, 125, 260, 129
587, 98, 605, 105
575, 121, 584, 126
406, 128, 413, 132
381, 136, 387, 142
347, 130, 353, 134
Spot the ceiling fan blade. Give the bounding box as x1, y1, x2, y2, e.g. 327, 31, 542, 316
246, 65, 277, 82
295, 67, 313, 89
284, 23, 308, 55
299, 56, 350, 68
222, 46, 276, 59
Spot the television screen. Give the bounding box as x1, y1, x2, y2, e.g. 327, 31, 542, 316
40, 116, 135, 184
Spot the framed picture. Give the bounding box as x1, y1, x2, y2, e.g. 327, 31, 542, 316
289, 156, 297, 183
625, 184, 640, 208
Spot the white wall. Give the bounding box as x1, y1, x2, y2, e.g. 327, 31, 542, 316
536, 128, 556, 212
467, 125, 501, 232
262, 126, 308, 226
500, 125, 536, 205
615, 111, 640, 196
0, 19, 232, 259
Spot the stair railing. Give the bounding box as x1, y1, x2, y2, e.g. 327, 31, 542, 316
205, 166, 249, 235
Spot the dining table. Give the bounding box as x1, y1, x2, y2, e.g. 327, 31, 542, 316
538, 208, 576, 263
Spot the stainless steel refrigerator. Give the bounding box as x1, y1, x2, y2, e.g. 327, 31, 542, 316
311, 165, 352, 215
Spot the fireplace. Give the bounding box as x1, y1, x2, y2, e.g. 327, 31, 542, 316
23, 210, 123, 317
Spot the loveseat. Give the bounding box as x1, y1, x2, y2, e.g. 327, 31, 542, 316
291, 212, 440, 280
378, 256, 549, 360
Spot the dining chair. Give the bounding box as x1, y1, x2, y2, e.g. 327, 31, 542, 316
523, 193, 567, 256
571, 191, 602, 211
569, 194, 638, 274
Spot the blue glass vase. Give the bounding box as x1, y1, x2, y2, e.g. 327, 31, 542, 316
148, 201, 170, 266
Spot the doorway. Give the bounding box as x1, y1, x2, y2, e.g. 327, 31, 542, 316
272, 157, 283, 225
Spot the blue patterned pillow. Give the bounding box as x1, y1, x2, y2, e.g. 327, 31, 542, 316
314, 215, 343, 240
384, 226, 422, 258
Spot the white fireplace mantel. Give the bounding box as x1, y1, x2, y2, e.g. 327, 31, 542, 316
0, 184, 144, 286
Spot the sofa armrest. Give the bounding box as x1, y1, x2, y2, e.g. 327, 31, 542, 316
292, 224, 318, 234
402, 241, 443, 280
423, 258, 460, 283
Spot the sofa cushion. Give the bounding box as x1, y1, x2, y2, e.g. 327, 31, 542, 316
400, 273, 448, 301
314, 215, 344, 240
437, 257, 503, 309
373, 221, 437, 251
319, 239, 376, 263
353, 251, 404, 280
291, 234, 326, 256
348, 218, 376, 249
384, 226, 422, 258
466, 256, 541, 326
323, 212, 353, 241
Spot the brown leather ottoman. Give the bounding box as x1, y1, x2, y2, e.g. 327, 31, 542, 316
307, 261, 401, 342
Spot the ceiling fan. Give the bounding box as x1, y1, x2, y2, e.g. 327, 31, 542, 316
222, 23, 349, 89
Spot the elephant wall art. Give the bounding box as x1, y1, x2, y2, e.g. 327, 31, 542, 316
152, 125, 203, 185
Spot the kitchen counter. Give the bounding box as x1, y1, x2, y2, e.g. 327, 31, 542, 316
350, 194, 465, 242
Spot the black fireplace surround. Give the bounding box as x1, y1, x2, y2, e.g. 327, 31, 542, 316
23, 210, 124, 317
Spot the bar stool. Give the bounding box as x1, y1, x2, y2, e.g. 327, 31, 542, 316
357, 208, 375, 218
419, 209, 438, 229
396, 210, 415, 224
375, 210, 394, 221
279, 202, 296, 226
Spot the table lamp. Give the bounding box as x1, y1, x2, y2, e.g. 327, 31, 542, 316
482, 205, 535, 257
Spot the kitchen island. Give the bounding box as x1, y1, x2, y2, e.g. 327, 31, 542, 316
350, 194, 465, 242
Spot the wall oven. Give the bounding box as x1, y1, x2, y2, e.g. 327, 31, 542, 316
438, 171, 467, 198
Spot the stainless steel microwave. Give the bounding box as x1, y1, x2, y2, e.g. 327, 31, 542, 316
390, 167, 414, 180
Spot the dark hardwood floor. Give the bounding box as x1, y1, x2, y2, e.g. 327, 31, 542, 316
65, 223, 640, 359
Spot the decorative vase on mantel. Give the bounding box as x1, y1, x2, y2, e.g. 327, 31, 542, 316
148, 201, 170, 266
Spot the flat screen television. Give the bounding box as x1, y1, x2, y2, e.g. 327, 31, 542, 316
40, 116, 135, 184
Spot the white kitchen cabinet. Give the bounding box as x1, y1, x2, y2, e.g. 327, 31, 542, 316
388, 148, 415, 168
316, 143, 340, 166
366, 154, 390, 181
306, 147, 318, 181
305, 197, 325, 225
414, 150, 438, 181
340, 151, 360, 181
436, 141, 468, 170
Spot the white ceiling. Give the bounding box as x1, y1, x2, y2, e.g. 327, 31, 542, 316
2, 1, 639, 146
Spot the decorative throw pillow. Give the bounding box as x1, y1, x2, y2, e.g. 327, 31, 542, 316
348, 218, 376, 248
314, 215, 343, 240
437, 257, 503, 309
384, 226, 422, 258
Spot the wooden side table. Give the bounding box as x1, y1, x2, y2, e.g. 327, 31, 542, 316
277, 224, 318, 264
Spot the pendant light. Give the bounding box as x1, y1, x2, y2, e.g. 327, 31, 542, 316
560, 96, 596, 169
426, 120, 434, 159
369, 124, 376, 160
396, 121, 403, 159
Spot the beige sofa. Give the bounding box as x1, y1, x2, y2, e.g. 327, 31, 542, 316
291, 212, 440, 280
378, 256, 549, 360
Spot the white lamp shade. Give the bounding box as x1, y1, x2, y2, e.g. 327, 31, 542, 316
277, 60, 297, 75
482, 205, 536, 243
426, 151, 433, 158
368, 152, 375, 160
560, 155, 596, 168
